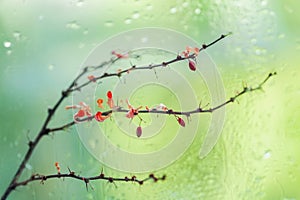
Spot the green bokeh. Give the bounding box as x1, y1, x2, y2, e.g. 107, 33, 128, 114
1, 0, 299, 199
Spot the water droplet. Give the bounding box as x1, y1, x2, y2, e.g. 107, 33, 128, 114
6, 50, 12, 55
79, 43, 85, 48
132, 11, 140, 19
146, 4, 153, 10
263, 150, 271, 159
13, 32, 21, 41
66, 21, 80, 29
38, 15, 44, 21
170, 7, 177, 14
76, 0, 84, 7
278, 34, 285, 39
3, 41, 11, 48
261, 0, 267, 6
195, 8, 201, 15
182, 1, 189, 7
251, 38, 257, 44
141, 37, 148, 43
26, 163, 33, 170
48, 64, 54, 71
124, 18, 132, 24
83, 29, 88, 35
104, 21, 114, 27
255, 49, 262, 55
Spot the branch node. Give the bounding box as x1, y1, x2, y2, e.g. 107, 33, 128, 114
28, 140, 34, 147
138, 180, 144, 185
61, 90, 69, 97
48, 108, 54, 114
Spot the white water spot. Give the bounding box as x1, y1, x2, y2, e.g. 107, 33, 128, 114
124, 18, 132, 24
195, 8, 201, 15
141, 37, 148, 43
48, 64, 54, 71
66, 21, 80, 29
6, 50, 12, 55
251, 38, 257, 44
38, 15, 44, 21
3, 41, 11, 48
13, 32, 21, 41
105, 21, 114, 27
26, 163, 33, 170
146, 4, 153, 10
170, 7, 177, 14
132, 11, 140, 19
261, 0, 268, 6
83, 29, 89, 35
76, 0, 84, 7
263, 150, 271, 159
182, 1, 189, 7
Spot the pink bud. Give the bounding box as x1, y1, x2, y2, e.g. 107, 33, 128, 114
136, 126, 142, 137
177, 117, 185, 127
188, 60, 196, 71
75, 109, 85, 118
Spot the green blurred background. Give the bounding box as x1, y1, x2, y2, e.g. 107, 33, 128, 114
1, 0, 299, 199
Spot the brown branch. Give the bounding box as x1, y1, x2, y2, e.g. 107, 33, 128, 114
70, 72, 276, 124
1, 62, 115, 200
1, 33, 230, 200
13, 168, 166, 191
69, 32, 232, 92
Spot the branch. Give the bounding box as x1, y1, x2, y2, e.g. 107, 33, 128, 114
13, 167, 166, 191
69, 32, 232, 92
1, 33, 231, 200
67, 72, 276, 125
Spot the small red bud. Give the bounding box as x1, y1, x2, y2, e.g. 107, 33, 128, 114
177, 117, 185, 127
188, 60, 196, 71
136, 126, 142, 137
107, 91, 113, 99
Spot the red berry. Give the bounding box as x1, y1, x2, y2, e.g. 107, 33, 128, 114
136, 126, 142, 137
177, 117, 186, 127
188, 60, 196, 71
107, 91, 113, 99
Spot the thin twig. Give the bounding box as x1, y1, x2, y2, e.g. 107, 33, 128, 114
13, 169, 166, 191
65, 72, 276, 125
1, 33, 231, 200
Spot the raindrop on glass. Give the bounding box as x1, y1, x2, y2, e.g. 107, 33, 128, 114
13, 32, 21, 41
251, 38, 257, 44
146, 4, 153, 10
170, 7, 177, 14
104, 21, 114, 27
6, 50, 12, 55
124, 18, 132, 24
182, 1, 189, 7
76, 0, 84, 7
48, 64, 54, 71
261, 0, 267, 6
38, 15, 44, 21
3, 41, 11, 48
195, 8, 201, 15
263, 150, 271, 159
26, 163, 33, 170
66, 21, 80, 29
132, 11, 140, 19
83, 29, 89, 35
